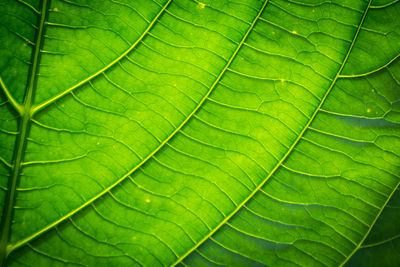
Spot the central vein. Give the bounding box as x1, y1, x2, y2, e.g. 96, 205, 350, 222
0, 0, 49, 264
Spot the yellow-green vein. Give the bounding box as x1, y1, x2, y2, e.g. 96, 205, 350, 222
339, 53, 400, 78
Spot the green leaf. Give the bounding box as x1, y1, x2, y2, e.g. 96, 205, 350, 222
0, 0, 399, 266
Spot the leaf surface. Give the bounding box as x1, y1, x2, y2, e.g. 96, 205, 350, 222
0, 0, 399, 266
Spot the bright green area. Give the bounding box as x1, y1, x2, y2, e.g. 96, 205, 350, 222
0, 0, 399, 266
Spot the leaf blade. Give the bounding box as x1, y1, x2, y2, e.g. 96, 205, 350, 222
1, 0, 399, 266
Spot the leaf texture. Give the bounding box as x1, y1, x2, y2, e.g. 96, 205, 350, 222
0, 0, 399, 266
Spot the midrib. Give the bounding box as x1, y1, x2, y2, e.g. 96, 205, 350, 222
0, 0, 49, 264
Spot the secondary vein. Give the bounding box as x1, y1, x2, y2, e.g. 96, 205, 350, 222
0, 0, 49, 264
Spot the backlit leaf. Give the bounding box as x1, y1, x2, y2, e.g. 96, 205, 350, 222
0, 0, 399, 266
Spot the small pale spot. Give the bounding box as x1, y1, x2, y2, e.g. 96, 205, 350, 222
280, 78, 285, 83
367, 108, 371, 113
198, 2, 205, 8
132, 236, 137, 240
312, 9, 315, 13
371, 88, 375, 93
292, 30, 297, 34
53, 7, 58, 12
272, 32, 275, 35
96, 142, 100, 145
145, 198, 151, 203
